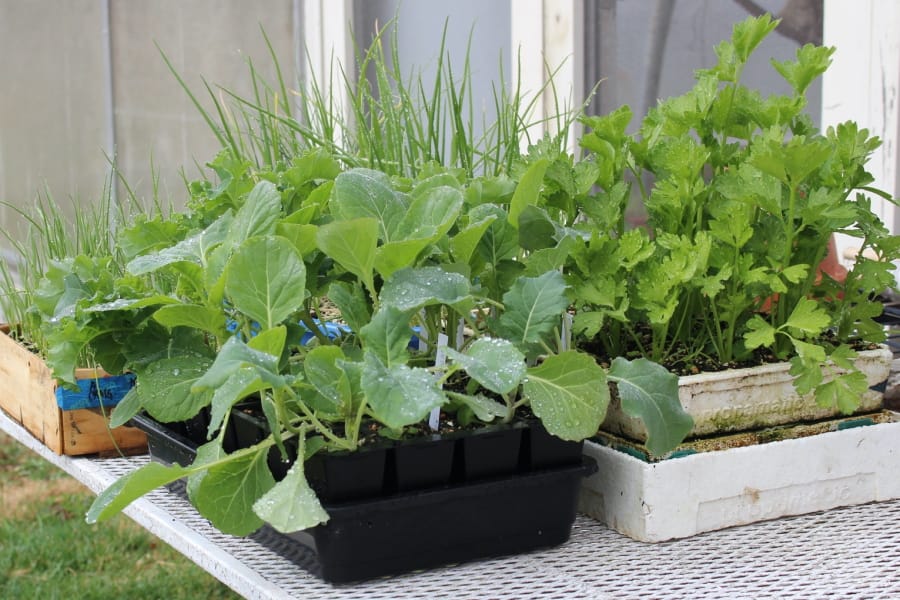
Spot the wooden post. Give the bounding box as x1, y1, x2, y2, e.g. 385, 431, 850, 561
822, 0, 900, 269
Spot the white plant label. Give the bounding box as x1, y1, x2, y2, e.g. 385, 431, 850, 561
430, 333, 449, 431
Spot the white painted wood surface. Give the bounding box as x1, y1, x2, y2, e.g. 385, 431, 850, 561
822, 0, 900, 265
510, 0, 582, 151
301, 0, 355, 145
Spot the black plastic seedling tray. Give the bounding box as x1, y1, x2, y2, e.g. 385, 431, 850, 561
131, 412, 596, 583
290, 457, 596, 583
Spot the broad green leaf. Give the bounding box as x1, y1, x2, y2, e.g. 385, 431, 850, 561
138, 356, 213, 422
508, 158, 549, 227
275, 222, 318, 257
466, 173, 517, 205
186, 440, 227, 499
327, 281, 371, 333
331, 168, 406, 242
523, 237, 577, 276
523, 351, 609, 441
518, 205, 557, 251
253, 462, 329, 533
283, 148, 341, 187
495, 271, 570, 356
245, 329, 284, 362
225, 236, 307, 329
258, 395, 286, 461
784, 297, 830, 336
379, 267, 472, 313
84, 295, 181, 313
608, 357, 693, 457
192, 446, 276, 536
87, 461, 191, 523
153, 304, 227, 337
119, 216, 186, 260
449, 215, 496, 265
359, 306, 412, 368
443, 338, 526, 395
126, 233, 202, 275
744, 315, 776, 350
192, 336, 283, 392
199, 210, 235, 258
446, 391, 508, 422
395, 185, 464, 240
373, 237, 434, 278
207, 368, 266, 436
304, 345, 351, 413
108, 387, 142, 429
121, 325, 213, 372
204, 244, 231, 304
573, 310, 605, 338
473, 204, 518, 266
316, 217, 378, 294
226, 180, 282, 246
361, 353, 446, 429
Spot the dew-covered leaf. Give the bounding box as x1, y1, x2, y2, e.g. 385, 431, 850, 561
126, 233, 202, 275
379, 266, 472, 313
84, 295, 181, 313
253, 462, 329, 533
275, 222, 318, 257
331, 168, 406, 242
495, 271, 569, 356
192, 336, 283, 393
443, 338, 525, 395
446, 391, 508, 422
523, 351, 608, 441
304, 345, 351, 414
138, 355, 213, 422
361, 353, 446, 429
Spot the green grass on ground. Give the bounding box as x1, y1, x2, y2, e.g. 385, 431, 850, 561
0, 430, 241, 599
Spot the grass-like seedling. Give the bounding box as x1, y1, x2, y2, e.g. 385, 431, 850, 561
163, 21, 573, 179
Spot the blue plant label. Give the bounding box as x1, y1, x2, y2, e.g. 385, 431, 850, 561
55, 373, 136, 411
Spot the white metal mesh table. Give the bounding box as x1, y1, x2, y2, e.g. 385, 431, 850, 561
3, 408, 899, 600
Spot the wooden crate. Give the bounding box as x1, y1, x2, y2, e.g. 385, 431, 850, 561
0, 330, 146, 456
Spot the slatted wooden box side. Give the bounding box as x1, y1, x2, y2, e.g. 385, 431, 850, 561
0, 331, 146, 455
